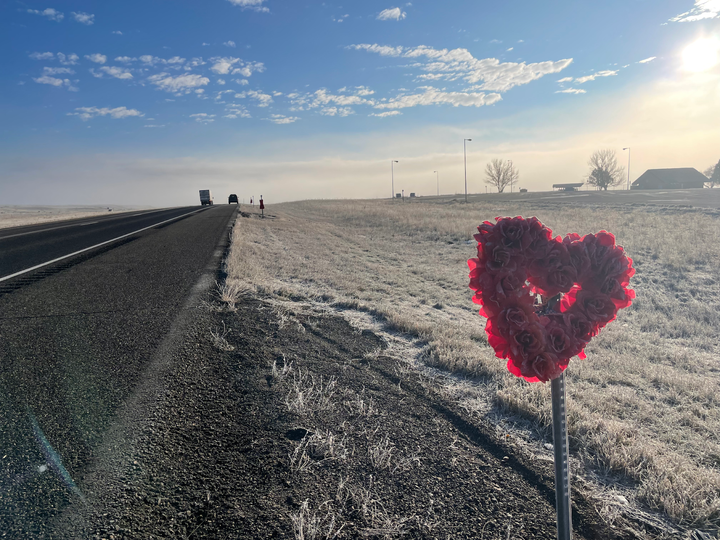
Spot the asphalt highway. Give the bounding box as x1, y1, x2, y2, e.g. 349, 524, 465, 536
0, 204, 237, 537
0, 206, 206, 281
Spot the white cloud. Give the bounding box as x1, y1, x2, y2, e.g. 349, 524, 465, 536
351, 43, 572, 92
234, 89, 274, 106
224, 105, 251, 119
638, 56, 657, 64
374, 87, 502, 109
99, 66, 133, 79
506, 47, 514, 52
227, 0, 269, 13
557, 76, 574, 83
148, 73, 210, 94
209, 56, 265, 77
33, 75, 65, 87
574, 70, 617, 83
115, 56, 136, 63
144, 124, 165, 128
33, 75, 78, 91
29, 52, 55, 60
43, 67, 74, 75
355, 86, 374, 96
68, 106, 144, 121
370, 111, 402, 117
234, 78, 249, 85
202, 42, 210, 46
72, 12, 94, 25
112, 30, 123, 35
224, 41, 236, 48
555, 88, 586, 94
85, 53, 107, 64
57, 53, 79, 65
377, 7, 406, 20
320, 107, 355, 117
190, 113, 216, 123
268, 114, 300, 124
670, 0, 720, 22
27, 8, 63, 21
217, 79, 226, 85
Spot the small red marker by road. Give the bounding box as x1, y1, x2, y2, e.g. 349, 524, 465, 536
259, 196, 264, 218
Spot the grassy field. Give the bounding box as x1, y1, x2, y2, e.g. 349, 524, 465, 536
0, 206, 141, 230
225, 197, 720, 530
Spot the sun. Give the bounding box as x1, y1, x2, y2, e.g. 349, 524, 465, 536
682, 37, 720, 72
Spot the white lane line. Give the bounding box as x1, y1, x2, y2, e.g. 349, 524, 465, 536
0, 208, 169, 240
0, 207, 207, 283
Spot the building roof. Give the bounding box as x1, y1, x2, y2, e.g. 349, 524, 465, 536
552, 183, 584, 188
632, 168, 707, 187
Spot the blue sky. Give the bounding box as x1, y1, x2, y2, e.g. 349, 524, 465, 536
1, 0, 719, 205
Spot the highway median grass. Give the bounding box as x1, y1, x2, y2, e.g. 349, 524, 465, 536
225, 198, 720, 530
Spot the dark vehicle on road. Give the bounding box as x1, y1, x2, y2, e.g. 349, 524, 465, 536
228, 194, 238, 204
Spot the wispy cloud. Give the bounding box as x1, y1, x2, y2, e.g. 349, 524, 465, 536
320, 107, 354, 117
224, 41, 237, 48
555, 88, 586, 94
139, 55, 186, 66
68, 106, 144, 121
148, 73, 210, 93
85, 53, 107, 64
377, 7, 406, 20
209, 56, 265, 76
574, 70, 617, 83
373, 87, 502, 109
98, 66, 133, 79
27, 8, 63, 21
29, 52, 55, 60
58, 53, 79, 65
349, 43, 572, 92
112, 30, 123, 35
638, 56, 657, 64
42, 67, 74, 75
227, 0, 269, 13
268, 114, 300, 124
370, 111, 402, 117
333, 14, 349, 22
224, 105, 252, 119
670, 0, 720, 22
190, 113, 216, 123
71, 12, 94, 25
234, 89, 274, 106
33, 75, 77, 91
115, 56, 136, 63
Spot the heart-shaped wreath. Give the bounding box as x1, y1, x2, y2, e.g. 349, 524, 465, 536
468, 216, 635, 383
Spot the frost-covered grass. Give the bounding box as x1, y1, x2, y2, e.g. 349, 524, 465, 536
226, 198, 720, 528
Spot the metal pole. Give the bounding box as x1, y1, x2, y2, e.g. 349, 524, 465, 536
434, 170, 439, 196
392, 160, 398, 199
623, 147, 631, 190
551, 372, 572, 540
509, 160, 513, 193
464, 138, 471, 203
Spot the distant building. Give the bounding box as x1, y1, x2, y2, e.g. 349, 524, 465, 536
552, 183, 584, 191
631, 168, 707, 190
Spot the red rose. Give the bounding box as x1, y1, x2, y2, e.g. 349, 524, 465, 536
575, 290, 617, 325
497, 217, 531, 250
493, 298, 537, 335
509, 323, 546, 361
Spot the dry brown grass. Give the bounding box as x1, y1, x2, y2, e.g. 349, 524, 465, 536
225, 198, 720, 529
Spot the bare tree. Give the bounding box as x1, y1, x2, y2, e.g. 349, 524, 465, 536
586, 149, 625, 190
484, 159, 519, 193
703, 159, 720, 188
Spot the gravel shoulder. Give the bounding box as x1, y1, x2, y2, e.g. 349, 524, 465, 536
53, 289, 660, 539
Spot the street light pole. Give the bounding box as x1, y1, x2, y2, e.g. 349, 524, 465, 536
434, 170, 439, 196
391, 160, 398, 199
623, 148, 631, 190
464, 138, 472, 203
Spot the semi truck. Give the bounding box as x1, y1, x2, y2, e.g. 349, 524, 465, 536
199, 190, 214, 205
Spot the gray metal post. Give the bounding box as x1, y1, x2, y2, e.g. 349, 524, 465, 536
551, 372, 572, 540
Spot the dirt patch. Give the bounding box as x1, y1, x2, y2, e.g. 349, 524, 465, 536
56, 294, 675, 539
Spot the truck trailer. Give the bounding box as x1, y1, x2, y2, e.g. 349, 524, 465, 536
199, 190, 214, 205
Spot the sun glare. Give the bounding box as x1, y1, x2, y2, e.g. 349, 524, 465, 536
682, 37, 720, 72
